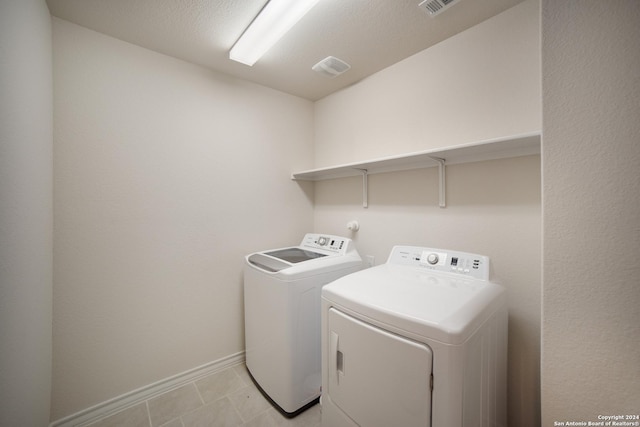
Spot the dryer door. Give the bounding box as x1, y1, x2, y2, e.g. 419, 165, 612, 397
327, 308, 433, 427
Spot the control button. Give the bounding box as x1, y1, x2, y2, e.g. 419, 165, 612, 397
426, 253, 439, 265
317, 237, 328, 246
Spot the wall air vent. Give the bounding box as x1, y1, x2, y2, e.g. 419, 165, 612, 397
418, 0, 461, 17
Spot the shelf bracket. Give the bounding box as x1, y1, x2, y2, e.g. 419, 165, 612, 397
427, 156, 446, 208
354, 168, 368, 208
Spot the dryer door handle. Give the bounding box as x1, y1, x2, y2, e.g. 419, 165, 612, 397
331, 331, 344, 384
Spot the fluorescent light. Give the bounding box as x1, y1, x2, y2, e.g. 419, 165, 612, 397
229, 0, 321, 66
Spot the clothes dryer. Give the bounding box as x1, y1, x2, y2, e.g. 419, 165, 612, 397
321, 246, 508, 427
244, 234, 362, 416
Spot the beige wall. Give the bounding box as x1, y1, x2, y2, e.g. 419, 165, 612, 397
51, 19, 314, 419
0, 0, 53, 426
313, 0, 540, 168
541, 0, 640, 424
313, 1, 542, 426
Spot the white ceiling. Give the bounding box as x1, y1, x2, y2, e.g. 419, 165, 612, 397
46, 0, 525, 101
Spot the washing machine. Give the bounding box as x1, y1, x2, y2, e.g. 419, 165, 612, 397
321, 246, 508, 427
244, 233, 363, 416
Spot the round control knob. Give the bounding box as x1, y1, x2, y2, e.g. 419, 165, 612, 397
317, 236, 328, 246
426, 253, 439, 265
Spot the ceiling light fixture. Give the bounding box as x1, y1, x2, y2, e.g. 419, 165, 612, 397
229, 0, 322, 66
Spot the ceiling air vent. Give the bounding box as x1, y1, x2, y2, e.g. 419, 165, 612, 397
418, 0, 461, 17
312, 56, 351, 78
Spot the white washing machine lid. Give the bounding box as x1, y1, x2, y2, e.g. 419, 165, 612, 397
246, 233, 362, 280
263, 247, 327, 264
322, 250, 506, 345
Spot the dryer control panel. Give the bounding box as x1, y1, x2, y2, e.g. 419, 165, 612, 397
388, 246, 490, 281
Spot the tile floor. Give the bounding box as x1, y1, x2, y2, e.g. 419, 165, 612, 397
86, 364, 321, 427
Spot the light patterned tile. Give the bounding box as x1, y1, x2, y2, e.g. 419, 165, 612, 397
148, 384, 203, 427
241, 408, 280, 427
195, 367, 246, 404
86, 402, 150, 427
181, 397, 243, 427
158, 418, 183, 427
242, 406, 321, 427
228, 385, 272, 422
270, 404, 321, 427
232, 364, 252, 386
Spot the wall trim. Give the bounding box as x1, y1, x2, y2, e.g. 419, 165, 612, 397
49, 351, 245, 427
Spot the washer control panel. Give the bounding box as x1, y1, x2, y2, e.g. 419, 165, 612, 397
388, 246, 490, 280
301, 233, 350, 254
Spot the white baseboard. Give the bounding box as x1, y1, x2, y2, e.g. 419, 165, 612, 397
49, 351, 245, 427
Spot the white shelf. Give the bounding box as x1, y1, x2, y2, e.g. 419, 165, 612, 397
291, 132, 541, 208
291, 132, 541, 181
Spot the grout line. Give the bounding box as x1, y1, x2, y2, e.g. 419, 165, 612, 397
225, 368, 254, 425
228, 396, 246, 426
192, 379, 206, 406
145, 400, 153, 427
